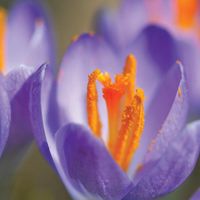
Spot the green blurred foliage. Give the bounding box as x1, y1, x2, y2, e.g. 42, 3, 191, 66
0, 0, 199, 199
12, 145, 71, 200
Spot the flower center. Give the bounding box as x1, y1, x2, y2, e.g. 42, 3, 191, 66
86, 54, 145, 171
0, 8, 6, 73
176, 0, 198, 29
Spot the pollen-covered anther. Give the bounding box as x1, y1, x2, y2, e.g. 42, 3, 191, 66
113, 89, 145, 171
123, 54, 137, 104
0, 8, 6, 73
87, 69, 102, 137
86, 54, 145, 172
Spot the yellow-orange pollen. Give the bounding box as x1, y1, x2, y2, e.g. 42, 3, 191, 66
87, 54, 145, 171
0, 8, 6, 73
176, 0, 198, 29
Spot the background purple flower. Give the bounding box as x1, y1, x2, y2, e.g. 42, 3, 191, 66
0, 0, 55, 158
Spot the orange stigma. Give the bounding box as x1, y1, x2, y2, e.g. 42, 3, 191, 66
0, 8, 6, 73
176, 0, 198, 29
86, 54, 145, 171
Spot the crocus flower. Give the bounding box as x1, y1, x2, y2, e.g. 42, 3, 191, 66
0, 0, 54, 158
144, 0, 200, 115
97, 0, 200, 115
190, 188, 200, 200
30, 32, 200, 200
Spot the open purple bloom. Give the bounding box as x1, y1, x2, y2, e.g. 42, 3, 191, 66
97, 0, 200, 115
190, 188, 200, 200
0, 0, 54, 157
30, 32, 200, 200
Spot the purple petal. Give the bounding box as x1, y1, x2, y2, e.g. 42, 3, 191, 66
129, 62, 186, 175
0, 79, 11, 157
42, 71, 60, 135
29, 64, 54, 164
126, 25, 178, 105
123, 120, 200, 200
190, 188, 200, 200
56, 123, 132, 200
96, 0, 148, 51
144, 0, 174, 25
177, 39, 200, 114
3, 65, 47, 152
57, 33, 119, 126
6, 0, 55, 72
3, 66, 34, 151
4, 66, 34, 100
131, 25, 178, 73
143, 62, 188, 163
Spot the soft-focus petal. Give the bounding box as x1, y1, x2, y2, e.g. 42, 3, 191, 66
126, 25, 178, 105
97, 0, 147, 51
190, 188, 200, 200
3, 66, 34, 151
124, 120, 200, 200
29, 64, 54, 164
144, 0, 174, 26
3, 66, 34, 100
42, 71, 60, 135
57, 33, 119, 126
56, 123, 132, 200
3, 65, 47, 152
6, 0, 55, 72
0, 79, 11, 156
130, 25, 178, 73
129, 62, 186, 175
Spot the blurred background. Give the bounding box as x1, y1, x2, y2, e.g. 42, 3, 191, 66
0, 0, 199, 199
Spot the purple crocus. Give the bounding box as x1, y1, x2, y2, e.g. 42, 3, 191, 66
30, 31, 200, 199
0, 0, 54, 158
190, 188, 200, 200
142, 0, 200, 115
97, 0, 200, 115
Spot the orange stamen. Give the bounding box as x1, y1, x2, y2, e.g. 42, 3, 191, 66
86, 54, 145, 172
123, 55, 137, 103
87, 69, 102, 137
98, 73, 128, 153
123, 54, 136, 91
114, 89, 145, 171
0, 8, 6, 73
121, 89, 144, 171
176, 0, 198, 29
